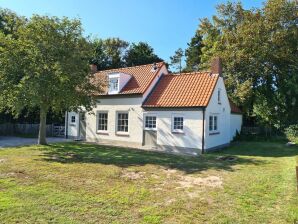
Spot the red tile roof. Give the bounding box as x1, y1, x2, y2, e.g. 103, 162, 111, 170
143, 72, 219, 108
92, 62, 164, 95
229, 100, 242, 114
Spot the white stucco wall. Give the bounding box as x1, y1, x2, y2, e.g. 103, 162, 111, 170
65, 111, 79, 138
145, 110, 203, 149
230, 114, 242, 140
85, 96, 144, 146
205, 76, 231, 150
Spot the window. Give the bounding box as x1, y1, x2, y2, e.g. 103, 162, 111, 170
117, 112, 129, 133
71, 116, 76, 123
209, 115, 218, 132
109, 78, 119, 93
145, 116, 156, 130
172, 115, 184, 133
218, 89, 221, 104
97, 112, 108, 131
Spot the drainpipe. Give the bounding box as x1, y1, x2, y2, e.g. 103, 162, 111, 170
202, 108, 206, 154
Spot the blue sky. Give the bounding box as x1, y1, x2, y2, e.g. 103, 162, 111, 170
0, 0, 264, 62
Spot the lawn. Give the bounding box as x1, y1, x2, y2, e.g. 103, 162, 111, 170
0, 141, 297, 223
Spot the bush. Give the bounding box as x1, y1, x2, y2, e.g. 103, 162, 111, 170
284, 124, 298, 142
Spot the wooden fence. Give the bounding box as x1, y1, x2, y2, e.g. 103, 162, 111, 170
0, 123, 65, 137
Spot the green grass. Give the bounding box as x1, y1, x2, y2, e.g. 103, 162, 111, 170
0, 141, 297, 223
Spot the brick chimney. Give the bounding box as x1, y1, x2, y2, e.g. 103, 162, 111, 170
211, 57, 222, 76
90, 64, 97, 74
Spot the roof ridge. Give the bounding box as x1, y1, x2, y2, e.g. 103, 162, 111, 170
95, 61, 164, 74
169, 71, 212, 76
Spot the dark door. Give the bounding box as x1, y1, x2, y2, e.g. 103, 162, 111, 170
79, 112, 86, 140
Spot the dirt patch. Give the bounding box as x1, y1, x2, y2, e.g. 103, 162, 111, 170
0, 159, 6, 163
177, 176, 222, 189
4, 170, 29, 179
121, 171, 145, 180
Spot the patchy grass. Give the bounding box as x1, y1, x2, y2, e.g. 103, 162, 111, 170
0, 141, 297, 223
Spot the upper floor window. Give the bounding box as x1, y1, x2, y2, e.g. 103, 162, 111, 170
109, 78, 119, 93
218, 89, 221, 104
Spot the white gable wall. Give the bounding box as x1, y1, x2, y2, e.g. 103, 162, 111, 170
230, 114, 242, 140
205, 77, 231, 150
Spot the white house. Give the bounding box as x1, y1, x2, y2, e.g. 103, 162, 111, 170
65, 58, 242, 155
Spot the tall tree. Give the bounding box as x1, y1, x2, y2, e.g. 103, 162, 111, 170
124, 42, 162, 66
90, 37, 129, 70
197, 0, 298, 128
184, 31, 204, 71
0, 8, 25, 37
170, 48, 184, 73
0, 15, 104, 144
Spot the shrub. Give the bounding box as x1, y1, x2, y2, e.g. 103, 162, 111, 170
284, 124, 298, 142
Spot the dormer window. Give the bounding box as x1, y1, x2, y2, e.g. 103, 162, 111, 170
108, 72, 131, 95
109, 78, 119, 93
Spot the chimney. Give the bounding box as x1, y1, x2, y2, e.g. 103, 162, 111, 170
211, 57, 222, 76
90, 64, 97, 74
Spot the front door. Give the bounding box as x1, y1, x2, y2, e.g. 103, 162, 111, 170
79, 112, 86, 140
144, 130, 157, 148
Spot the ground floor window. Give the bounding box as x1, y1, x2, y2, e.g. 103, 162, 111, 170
97, 112, 108, 131
172, 115, 184, 133
117, 112, 129, 133
145, 115, 156, 130
209, 115, 218, 132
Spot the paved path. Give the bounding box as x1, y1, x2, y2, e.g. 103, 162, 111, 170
0, 136, 70, 148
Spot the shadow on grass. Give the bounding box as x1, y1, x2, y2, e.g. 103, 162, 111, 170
39, 142, 265, 174
222, 141, 298, 157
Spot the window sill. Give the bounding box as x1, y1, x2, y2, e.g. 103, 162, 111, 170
209, 132, 220, 135
96, 131, 109, 135
144, 128, 157, 131
116, 132, 129, 136
172, 131, 184, 134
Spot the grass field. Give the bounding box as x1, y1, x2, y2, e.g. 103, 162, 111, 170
0, 141, 297, 223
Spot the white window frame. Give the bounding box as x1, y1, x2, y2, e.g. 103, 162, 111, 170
109, 77, 119, 94
97, 111, 108, 133
71, 115, 76, 123
209, 114, 219, 134
144, 114, 157, 131
171, 114, 184, 133
116, 111, 129, 135
218, 88, 221, 104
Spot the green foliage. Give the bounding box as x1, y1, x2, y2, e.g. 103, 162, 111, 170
196, 0, 298, 127
0, 14, 104, 143
184, 31, 203, 72
169, 48, 184, 73
124, 42, 162, 67
90, 37, 129, 70
284, 124, 298, 142
0, 8, 25, 37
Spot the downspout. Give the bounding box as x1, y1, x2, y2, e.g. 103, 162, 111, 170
202, 107, 206, 154
65, 111, 69, 139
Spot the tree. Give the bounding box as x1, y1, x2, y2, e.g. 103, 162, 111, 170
170, 48, 184, 73
0, 8, 25, 37
90, 37, 129, 70
124, 42, 162, 66
196, 0, 298, 128
184, 31, 203, 72
0, 15, 104, 144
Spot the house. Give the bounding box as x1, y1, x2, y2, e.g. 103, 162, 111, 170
65, 58, 242, 155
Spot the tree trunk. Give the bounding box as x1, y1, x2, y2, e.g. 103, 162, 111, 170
38, 107, 47, 145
